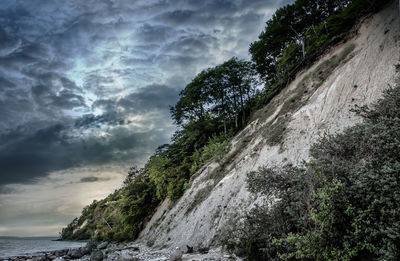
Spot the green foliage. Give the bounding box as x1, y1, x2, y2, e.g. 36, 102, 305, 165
250, 0, 353, 82
147, 155, 170, 200
118, 171, 160, 240
224, 165, 317, 260
250, 0, 390, 113
190, 133, 232, 173
61, 168, 160, 241
171, 57, 259, 133
226, 74, 400, 260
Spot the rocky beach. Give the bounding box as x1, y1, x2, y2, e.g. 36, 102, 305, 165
1, 242, 239, 261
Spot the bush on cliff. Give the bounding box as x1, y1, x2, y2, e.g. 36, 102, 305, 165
227, 76, 400, 260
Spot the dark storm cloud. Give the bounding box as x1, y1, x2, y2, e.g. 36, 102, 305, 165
118, 84, 180, 113
156, 9, 196, 25
135, 24, 177, 44
80, 176, 100, 183
162, 35, 213, 56
74, 113, 124, 129
0, 76, 16, 89
32, 84, 86, 109
0, 124, 70, 185
0, 121, 171, 185
75, 84, 179, 129
79, 176, 110, 183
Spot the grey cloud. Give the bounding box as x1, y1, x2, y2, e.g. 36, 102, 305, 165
157, 9, 196, 25
0, 76, 16, 89
80, 84, 179, 128
74, 113, 125, 129
0, 121, 171, 186
0, 27, 19, 54
0, 124, 71, 185
0, 186, 18, 195
117, 84, 180, 113
80, 176, 100, 183
135, 23, 177, 44
79, 176, 111, 183
162, 35, 212, 56
31, 79, 86, 110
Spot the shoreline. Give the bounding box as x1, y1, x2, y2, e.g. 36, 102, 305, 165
1, 241, 240, 261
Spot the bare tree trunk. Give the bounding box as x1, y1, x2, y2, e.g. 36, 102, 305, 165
221, 91, 227, 135
223, 118, 226, 135
233, 91, 238, 129
239, 85, 245, 127
290, 25, 306, 59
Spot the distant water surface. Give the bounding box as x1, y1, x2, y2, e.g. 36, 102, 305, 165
0, 237, 86, 258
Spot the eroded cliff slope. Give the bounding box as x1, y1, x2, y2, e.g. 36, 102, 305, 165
138, 0, 400, 248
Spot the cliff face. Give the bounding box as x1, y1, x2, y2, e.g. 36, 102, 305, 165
138, 0, 400, 248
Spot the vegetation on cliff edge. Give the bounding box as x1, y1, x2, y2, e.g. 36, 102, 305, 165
61, 0, 393, 242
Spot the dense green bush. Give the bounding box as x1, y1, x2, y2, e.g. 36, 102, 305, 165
190, 133, 232, 173
224, 165, 316, 260
227, 75, 400, 260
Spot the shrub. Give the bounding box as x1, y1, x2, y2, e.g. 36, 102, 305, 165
227, 74, 400, 260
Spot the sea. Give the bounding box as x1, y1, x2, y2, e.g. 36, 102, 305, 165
0, 237, 86, 259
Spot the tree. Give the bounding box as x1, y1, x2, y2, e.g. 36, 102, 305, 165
250, 0, 352, 81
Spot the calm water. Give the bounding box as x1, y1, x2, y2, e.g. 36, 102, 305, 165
0, 237, 86, 258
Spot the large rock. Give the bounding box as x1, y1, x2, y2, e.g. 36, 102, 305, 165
69, 249, 83, 259
46, 254, 57, 260
80, 255, 91, 261
86, 241, 97, 252
80, 246, 90, 256
90, 250, 104, 261
169, 248, 183, 261
55, 250, 67, 257
97, 242, 109, 250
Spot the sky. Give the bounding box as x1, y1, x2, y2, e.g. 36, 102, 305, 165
0, 0, 291, 237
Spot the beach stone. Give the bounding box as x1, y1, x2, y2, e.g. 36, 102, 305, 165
53, 258, 64, 261
90, 250, 103, 261
69, 249, 83, 259
85, 241, 97, 252
79, 255, 90, 261
32, 256, 46, 261
80, 247, 90, 256
116, 252, 141, 261
169, 248, 183, 261
55, 250, 67, 257
97, 242, 109, 250
46, 255, 57, 260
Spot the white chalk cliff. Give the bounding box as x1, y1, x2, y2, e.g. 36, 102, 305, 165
138, 0, 400, 249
